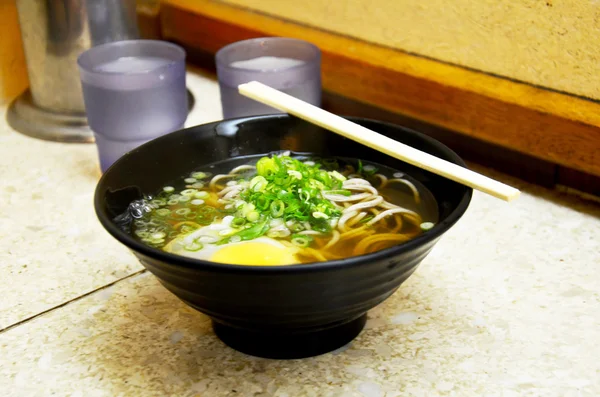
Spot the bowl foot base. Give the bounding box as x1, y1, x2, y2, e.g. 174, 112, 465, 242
213, 315, 367, 359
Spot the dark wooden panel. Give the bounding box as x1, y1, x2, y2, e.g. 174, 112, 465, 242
321, 93, 558, 188
557, 168, 600, 197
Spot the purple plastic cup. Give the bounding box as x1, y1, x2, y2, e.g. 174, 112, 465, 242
78, 40, 187, 172
216, 37, 321, 119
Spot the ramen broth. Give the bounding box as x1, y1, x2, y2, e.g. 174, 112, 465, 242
127, 153, 438, 266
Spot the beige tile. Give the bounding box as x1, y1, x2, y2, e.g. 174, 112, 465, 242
1, 183, 598, 396
0, 122, 143, 329
0, 68, 222, 329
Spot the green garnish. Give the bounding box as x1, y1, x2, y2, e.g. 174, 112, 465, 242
231, 217, 246, 228
240, 154, 343, 232
325, 189, 352, 196
175, 208, 191, 216
246, 210, 260, 222
184, 241, 203, 251
191, 172, 207, 179
291, 234, 313, 247
270, 199, 285, 217
359, 215, 375, 224
219, 219, 270, 245
357, 159, 378, 177
155, 208, 171, 217
420, 222, 435, 231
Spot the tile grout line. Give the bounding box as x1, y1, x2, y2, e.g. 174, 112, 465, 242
0, 269, 147, 335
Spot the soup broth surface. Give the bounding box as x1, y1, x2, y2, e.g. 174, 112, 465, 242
127, 152, 438, 266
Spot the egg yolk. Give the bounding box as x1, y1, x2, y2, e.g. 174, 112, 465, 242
209, 242, 299, 266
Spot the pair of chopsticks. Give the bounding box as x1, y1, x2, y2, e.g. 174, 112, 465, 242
239, 81, 520, 202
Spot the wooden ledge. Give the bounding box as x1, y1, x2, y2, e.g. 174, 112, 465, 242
160, 0, 600, 178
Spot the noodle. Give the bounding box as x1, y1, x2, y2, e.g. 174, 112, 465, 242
344, 196, 384, 213
353, 234, 412, 256
323, 230, 341, 249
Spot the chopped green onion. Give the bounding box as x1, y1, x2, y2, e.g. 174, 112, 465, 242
180, 225, 196, 234
250, 176, 268, 192
325, 189, 352, 196
256, 157, 279, 176
237, 154, 344, 232
155, 208, 171, 217
191, 199, 205, 206
194, 191, 210, 199
270, 199, 285, 217
287, 170, 302, 180
291, 235, 312, 247
135, 231, 149, 238
175, 208, 191, 216
231, 217, 246, 228
329, 171, 346, 182
359, 215, 374, 224
246, 210, 260, 222
185, 212, 197, 219
184, 178, 197, 184
255, 195, 271, 210
151, 232, 166, 239
181, 189, 197, 196
151, 199, 166, 207
191, 172, 207, 179
289, 223, 304, 232
178, 195, 191, 202
167, 199, 179, 206
219, 219, 269, 245
184, 241, 203, 251
312, 211, 329, 219
163, 186, 174, 193
241, 203, 256, 217
420, 222, 435, 231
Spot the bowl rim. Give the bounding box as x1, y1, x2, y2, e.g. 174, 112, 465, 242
94, 114, 472, 274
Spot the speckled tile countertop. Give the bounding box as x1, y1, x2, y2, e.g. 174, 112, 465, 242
1, 69, 599, 397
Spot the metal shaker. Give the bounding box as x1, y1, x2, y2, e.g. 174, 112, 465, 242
7, 0, 139, 142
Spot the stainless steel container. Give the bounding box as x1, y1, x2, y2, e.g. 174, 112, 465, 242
8, 0, 139, 142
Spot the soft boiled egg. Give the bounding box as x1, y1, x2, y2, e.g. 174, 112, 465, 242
208, 237, 300, 266
164, 217, 300, 266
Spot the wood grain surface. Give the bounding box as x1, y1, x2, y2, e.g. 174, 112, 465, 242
219, 0, 600, 101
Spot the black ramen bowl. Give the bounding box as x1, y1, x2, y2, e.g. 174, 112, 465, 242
95, 115, 472, 359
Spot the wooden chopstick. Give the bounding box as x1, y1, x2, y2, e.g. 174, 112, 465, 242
239, 81, 520, 202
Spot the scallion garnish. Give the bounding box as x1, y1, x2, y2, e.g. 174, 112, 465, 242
270, 199, 285, 217
231, 217, 246, 228
420, 222, 435, 231
291, 234, 313, 247
184, 241, 203, 251
246, 210, 260, 222
191, 172, 207, 179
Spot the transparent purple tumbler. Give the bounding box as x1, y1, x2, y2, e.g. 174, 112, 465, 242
78, 40, 187, 172
216, 38, 321, 119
